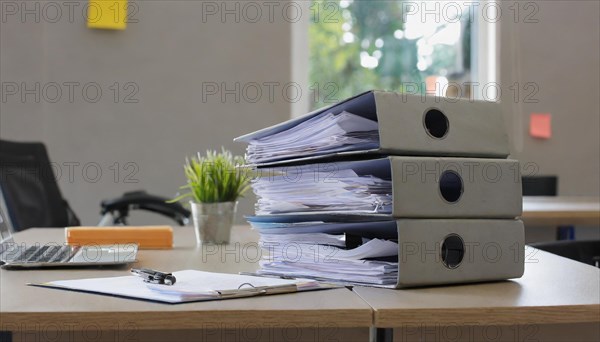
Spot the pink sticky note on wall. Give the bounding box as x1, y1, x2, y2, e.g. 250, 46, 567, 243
530, 113, 552, 139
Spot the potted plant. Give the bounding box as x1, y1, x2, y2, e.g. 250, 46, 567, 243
171, 149, 251, 245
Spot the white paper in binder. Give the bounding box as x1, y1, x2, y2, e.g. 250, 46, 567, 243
244, 111, 379, 164
261, 236, 399, 260
252, 166, 392, 215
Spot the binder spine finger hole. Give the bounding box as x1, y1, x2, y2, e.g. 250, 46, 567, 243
441, 234, 465, 269
423, 108, 450, 139
439, 170, 464, 203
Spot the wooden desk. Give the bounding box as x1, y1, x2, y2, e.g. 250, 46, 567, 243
4, 227, 600, 341
354, 249, 600, 341
0, 227, 373, 342
522, 196, 600, 227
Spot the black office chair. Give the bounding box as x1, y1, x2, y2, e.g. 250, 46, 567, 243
522, 176, 557, 196
99, 190, 190, 226
530, 240, 600, 268
0, 140, 81, 231
0, 139, 189, 231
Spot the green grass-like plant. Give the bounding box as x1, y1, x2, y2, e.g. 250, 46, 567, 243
170, 149, 251, 204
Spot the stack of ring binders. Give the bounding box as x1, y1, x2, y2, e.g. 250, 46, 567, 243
235, 90, 525, 288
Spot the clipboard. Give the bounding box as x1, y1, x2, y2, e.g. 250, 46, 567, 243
29, 270, 337, 304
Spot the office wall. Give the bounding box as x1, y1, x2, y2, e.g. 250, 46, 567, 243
1, 1, 598, 227
0, 1, 300, 225
499, 1, 600, 196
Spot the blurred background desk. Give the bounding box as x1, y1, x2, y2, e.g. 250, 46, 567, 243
354, 249, 600, 342
0, 226, 373, 342
522, 196, 600, 227
522, 196, 600, 243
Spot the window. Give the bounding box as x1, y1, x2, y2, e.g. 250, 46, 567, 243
309, 0, 491, 109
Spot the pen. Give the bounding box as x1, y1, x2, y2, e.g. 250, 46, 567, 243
131, 268, 176, 285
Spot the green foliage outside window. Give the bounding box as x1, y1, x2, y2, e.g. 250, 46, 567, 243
309, 0, 472, 109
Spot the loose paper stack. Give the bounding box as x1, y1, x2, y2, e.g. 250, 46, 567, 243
245, 111, 379, 164
256, 228, 399, 286
252, 165, 392, 215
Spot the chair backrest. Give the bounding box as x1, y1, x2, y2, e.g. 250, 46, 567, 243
0, 139, 80, 231
522, 176, 558, 196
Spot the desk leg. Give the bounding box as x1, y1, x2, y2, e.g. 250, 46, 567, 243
0, 331, 12, 342
375, 328, 393, 342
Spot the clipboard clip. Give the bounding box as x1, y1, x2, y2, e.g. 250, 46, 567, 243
217, 282, 298, 297
131, 268, 176, 285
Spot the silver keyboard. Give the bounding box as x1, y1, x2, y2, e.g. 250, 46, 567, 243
1, 245, 74, 263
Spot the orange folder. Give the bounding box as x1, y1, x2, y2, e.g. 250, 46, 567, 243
65, 226, 173, 249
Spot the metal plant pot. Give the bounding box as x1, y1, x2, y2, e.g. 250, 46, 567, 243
190, 201, 237, 245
